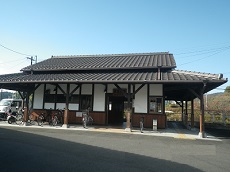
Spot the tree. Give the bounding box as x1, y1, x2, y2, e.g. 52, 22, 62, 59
224, 86, 230, 93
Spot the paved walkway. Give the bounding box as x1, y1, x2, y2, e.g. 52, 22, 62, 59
0, 120, 221, 141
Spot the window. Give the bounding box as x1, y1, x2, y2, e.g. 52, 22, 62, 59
44, 94, 80, 104
149, 97, 163, 114
69, 95, 79, 103
44, 94, 55, 103
81, 95, 92, 110
44, 92, 91, 110
56, 94, 66, 103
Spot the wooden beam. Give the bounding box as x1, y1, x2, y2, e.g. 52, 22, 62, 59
56, 84, 66, 95
70, 84, 81, 95
175, 101, 182, 107
189, 88, 201, 99
133, 84, 145, 95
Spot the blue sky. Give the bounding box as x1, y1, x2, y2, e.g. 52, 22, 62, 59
0, 0, 230, 93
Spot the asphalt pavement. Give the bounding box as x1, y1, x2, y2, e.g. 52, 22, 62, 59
0, 121, 230, 172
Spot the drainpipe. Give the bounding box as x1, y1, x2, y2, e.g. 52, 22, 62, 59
157, 66, 162, 80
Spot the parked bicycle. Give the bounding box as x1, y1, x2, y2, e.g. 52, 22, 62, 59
50, 109, 63, 126
6, 109, 24, 125
82, 108, 93, 128
28, 112, 44, 126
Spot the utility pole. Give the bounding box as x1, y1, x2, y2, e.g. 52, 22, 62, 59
27, 56, 37, 65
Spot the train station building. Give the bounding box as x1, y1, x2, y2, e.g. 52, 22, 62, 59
0, 52, 227, 137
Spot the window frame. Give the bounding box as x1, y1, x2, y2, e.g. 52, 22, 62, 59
149, 96, 163, 114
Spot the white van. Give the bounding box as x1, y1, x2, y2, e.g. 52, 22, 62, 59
0, 99, 23, 119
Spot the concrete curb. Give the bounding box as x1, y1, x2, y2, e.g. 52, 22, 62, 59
0, 121, 222, 141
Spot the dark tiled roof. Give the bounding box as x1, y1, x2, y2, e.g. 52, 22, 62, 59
0, 70, 225, 83
21, 52, 176, 72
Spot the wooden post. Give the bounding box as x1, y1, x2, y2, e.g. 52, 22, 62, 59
125, 84, 132, 132
199, 94, 206, 138
191, 99, 194, 128
63, 84, 70, 128
181, 101, 184, 122
185, 101, 188, 127
23, 92, 29, 126
188, 82, 207, 138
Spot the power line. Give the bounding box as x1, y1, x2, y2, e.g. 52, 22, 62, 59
0, 57, 26, 65
0, 58, 28, 69
0, 43, 33, 56
175, 45, 230, 56
0, 43, 37, 65
177, 46, 230, 67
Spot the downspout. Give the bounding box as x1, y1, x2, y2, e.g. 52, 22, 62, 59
157, 66, 162, 80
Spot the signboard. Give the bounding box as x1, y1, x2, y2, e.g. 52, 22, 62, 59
113, 88, 127, 96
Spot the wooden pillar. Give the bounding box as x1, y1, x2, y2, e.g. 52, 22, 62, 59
189, 82, 207, 138
199, 94, 205, 138
181, 101, 184, 122
185, 101, 188, 127
125, 84, 132, 132
191, 99, 194, 128
23, 92, 29, 126
63, 84, 70, 128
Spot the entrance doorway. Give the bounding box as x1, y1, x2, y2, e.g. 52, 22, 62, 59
107, 96, 127, 125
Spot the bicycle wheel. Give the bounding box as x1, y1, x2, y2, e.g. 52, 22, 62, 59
140, 122, 143, 133
82, 117, 87, 128
28, 114, 35, 125
52, 116, 58, 126
37, 115, 44, 126
88, 116, 93, 125
15, 115, 23, 125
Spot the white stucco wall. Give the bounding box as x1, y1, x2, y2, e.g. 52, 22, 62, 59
81, 84, 92, 94
134, 84, 147, 113
33, 84, 87, 110
149, 84, 163, 96
56, 103, 65, 110
56, 103, 79, 110
44, 103, 54, 109
33, 84, 44, 109
93, 84, 105, 111
69, 104, 79, 110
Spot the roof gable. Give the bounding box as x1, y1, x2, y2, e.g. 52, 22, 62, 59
21, 52, 176, 72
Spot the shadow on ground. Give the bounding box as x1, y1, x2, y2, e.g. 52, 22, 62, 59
205, 128, 230, 139
0, 127, 201, 172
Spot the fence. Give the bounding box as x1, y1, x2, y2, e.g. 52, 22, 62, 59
166, 110, 230, 128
